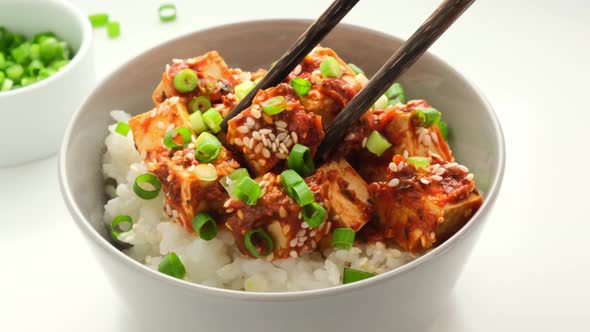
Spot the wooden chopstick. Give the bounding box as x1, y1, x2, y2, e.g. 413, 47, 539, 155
316, 0, 476, 162
220, 0, 359, 132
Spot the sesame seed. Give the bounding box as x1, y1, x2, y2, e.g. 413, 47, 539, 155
237, 126, 249, 134
290, 238, 298, 247
297, 229, 306, 237
431, 132, 439, 144
279, 143, 288, 152
234, 137, 243, 146
301, 222, 309, 229
259, 128, 272, 135
466, 173, 474, 181
251, 108, 262, 119
249, 138, 255, 149
172, 58, 183, 64
291, 132, 298, 143
277, 127, 288, 133
420, 178, 430, 184
271, 142, 277, 152
279, 206, 287, 218
436, 168, 446, 176
237, 210, 244, 219
277, 132, 287, 141
388, 178, 400, 187
246, 117, 255, 127
243, 137, 251, 147
403, 149, 409, 158
262, 148, 271, 158
259, 180, 267, 188
361, 137, 368, 148
293, 64, 302, 75
258, 159, 267, 166
284, 137, 293, 147
423, 134, 432, 146
345, 133, 355, 141
310, 230, 317, 237
447, 162, 458, 167
290, 250, 298, 258
252, 131, 261, 140
389, 162, 398, 172
255, 143, 263, 153
261, 135, 270, 147
269, 133, 276, 141
458, 165, 469, 173
397, 162, 404, 171
297, 241, 305, 247
277, 152, 288, 159
223, 199, 232, 208
275, 121, 287, 128
431, 175, 443, 181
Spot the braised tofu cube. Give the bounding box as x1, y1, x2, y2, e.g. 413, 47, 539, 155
224, 173, 331, 260
226, 84, 324, 176
314, 159, 373, 231
286, 46, 362, 128
365, 154, 482, 253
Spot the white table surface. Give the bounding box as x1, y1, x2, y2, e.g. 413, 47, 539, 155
1, 0, 589, 331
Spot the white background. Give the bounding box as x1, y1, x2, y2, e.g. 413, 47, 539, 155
1, 0, 589, 331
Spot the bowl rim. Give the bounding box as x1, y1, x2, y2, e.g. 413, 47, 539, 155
59, 19, 505, 302
0, 0, 93, 98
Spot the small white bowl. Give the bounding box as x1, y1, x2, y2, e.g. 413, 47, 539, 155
0, 0, 94, 167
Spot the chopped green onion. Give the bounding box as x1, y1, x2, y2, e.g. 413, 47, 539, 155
6, 64, 23, 81
0, 72, 4, 85
290, 77, 312, 96
133, 173, 162, 200
235, 80, 256, 101
11, 43, 30, 64
50, 59, 70, 71
287, 144, 314, 175
20, 77, 37, 86
244, 229, 274, 257
438, 121, 449, 141
348, 63, 364, 75
373, 94, 388, 110
158, 252, 186, 279
29, 44, 40, 60
332, 228, 355, 250
163, 127, 191, 149
384, 82, 406, 104
173, 68, 198, 93
202, 108, 223, 133
115, 122, 130, 136
319, 56, 342, 78
388, 97, 404, 106
302, 202, 326, 228
192, 212, 218, 240
27, 59, 44, 76
158, 4, 177, 22
107, 21, 120, 39
89, 13, 109, 27
1, 79, 13, 91
235, 177, 262, 205
187, 96, 211, 114
220, 168, 250, 197
261, 96, 287, 115
194, 164, 218, 181
39, 37, 61, 62
110, 215, 133, 239
188, 111, 207, 134
280, 170, 314, 206
38, 68, 56, 80
343, 267, 374, 284
194, 132, 222, 162
413, 107, 441, 127
365, 131, 392, 157
407, 156, 430, 168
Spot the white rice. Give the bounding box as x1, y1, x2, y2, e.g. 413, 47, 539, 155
102, 111, 412, 292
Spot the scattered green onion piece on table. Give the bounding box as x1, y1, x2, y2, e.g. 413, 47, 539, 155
373, 94, 389, 110
302, 202, 326, 228
173, 68, 198, 93
365, 131, 392, 157
133, 173, 162, 200
287, 144, 314, 175
163, 127, 191, 149
261, 96, 287, 115
107, 21, 121, 39
343, 267, 374, 284
235, 177, 262, 205
438, 121, 449, 141
332, 228, 355, 250
406, 156, 430, 168
187, 96, 211, 114
115, 122, 130, 136
192, 213, 218, 240
88, 13, 109, 27
220, 168, 250, 197
348, 63, 364, 75
158, 3, 177, 22
194, 132, 222, 162
202, 108, 223, 133
244, 229, 274, 258
413, 107, 441, 127
384, 82, 406, 104
235, 80, 256, 101
158, 252, 186, 279
319, 56, 342, 78
110, 215, 133, 239
194, 164, 218, 181
188, 111, 207, 133
290, 77, 312, 96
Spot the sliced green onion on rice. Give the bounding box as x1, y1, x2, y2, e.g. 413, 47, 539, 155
133, 173, 162, 200
158, 252, 186, 279
158, 3, 177, 22
301, 202, 326, 228
163, 127, 191, 149
173, 68, 198, 93
261, 96, 287, 115
320, 56, 342, 78
235, 177, 262, 205
406, 156, 430, 168
192, 212, 218, 241
115, 122, 130, 136
365, 131, 392, 157
110, 215, 133, 239
290, 77, 312, 96
244, 229, 274, 258
331, 228, 355, 250
343, 267, 374, 284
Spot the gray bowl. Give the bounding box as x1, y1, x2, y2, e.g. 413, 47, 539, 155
59, 20, 504, 332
